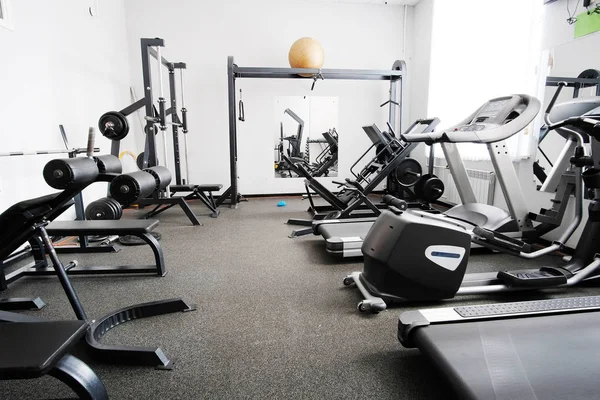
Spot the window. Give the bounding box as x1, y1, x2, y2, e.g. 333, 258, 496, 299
426, 0, 544, 161
0, 0, 13, 31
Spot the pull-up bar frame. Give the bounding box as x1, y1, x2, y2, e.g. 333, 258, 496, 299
219, 56, 407, 208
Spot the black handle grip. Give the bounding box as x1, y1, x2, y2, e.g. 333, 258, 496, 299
383, 194, 408, 211
182, 107, 188, 133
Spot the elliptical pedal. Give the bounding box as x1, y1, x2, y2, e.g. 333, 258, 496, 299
497, 266, 573, 288
472, 226, 532, 253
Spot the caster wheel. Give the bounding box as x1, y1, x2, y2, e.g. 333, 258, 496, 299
343, 276, 354, 286
357, 301, 371, 313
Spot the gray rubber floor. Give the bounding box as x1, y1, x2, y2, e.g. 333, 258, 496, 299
2, 197, 598, 399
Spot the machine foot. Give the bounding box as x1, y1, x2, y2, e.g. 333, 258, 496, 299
86, 298, 195, 368
347, 271, 387, 314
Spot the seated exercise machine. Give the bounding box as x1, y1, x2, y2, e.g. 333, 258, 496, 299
1, 153, 176, 310
0, 124, 123, 254
0, 131, 194, 373
286, 118, 442, 237
344, 92, 600, 313
398, 116, 600, 400
98, 38, 221, 225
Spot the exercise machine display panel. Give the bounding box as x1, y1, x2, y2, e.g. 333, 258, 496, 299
403, 94, 540, 144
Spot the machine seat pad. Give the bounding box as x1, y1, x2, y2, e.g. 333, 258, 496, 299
0, 320, 88, 379
47, 220, 159, 235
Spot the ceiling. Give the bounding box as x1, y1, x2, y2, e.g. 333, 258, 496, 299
311, 0, 421, 5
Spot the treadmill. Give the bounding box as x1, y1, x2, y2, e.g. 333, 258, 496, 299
398, 296, 600, 400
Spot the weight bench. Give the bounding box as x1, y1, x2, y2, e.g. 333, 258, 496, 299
170, 184, 222, 218
0, 153, 195, 378
3, 219, 166, 287
0, 316, 108, 399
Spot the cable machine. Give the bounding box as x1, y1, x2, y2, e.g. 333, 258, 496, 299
97, 38, 212, 226
220, 56, 408, 208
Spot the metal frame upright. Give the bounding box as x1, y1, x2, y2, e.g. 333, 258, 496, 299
219, 56, 408, 208
106, 38, 201, 225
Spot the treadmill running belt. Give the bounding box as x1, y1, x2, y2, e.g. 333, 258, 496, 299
412, 311, 600, 400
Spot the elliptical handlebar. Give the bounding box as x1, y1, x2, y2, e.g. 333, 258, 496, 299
546, 115, 600, 140
382, 194, 408, 211
544, 81, 567, 126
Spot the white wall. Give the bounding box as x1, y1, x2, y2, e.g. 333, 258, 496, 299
123, 0, 406, 195
0, 0, 134, 216
405, 0, 435, 168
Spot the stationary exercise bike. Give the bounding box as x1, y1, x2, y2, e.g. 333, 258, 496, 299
344, 92, 600, 313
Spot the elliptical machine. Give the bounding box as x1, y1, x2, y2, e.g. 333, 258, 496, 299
344, 91, 600, 313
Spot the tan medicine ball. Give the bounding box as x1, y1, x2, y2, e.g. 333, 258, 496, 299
288, 37, 325, 76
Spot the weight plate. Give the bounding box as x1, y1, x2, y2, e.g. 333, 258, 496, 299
85, 197, 120, 220
423, 177, 444, 201
394, 158, 422, 187
98, 111, 129, 141
136, 152, 145, 170
136, 152, 158, 170
107, 197, 123, 220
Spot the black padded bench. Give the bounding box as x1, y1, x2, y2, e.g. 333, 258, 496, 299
0, 318, 108, 399
2, 220, 166, 286
170, 184, 222, 218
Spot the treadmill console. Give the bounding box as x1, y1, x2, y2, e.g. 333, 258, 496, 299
456, 97, 513, 132
395, 94, 540, 144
